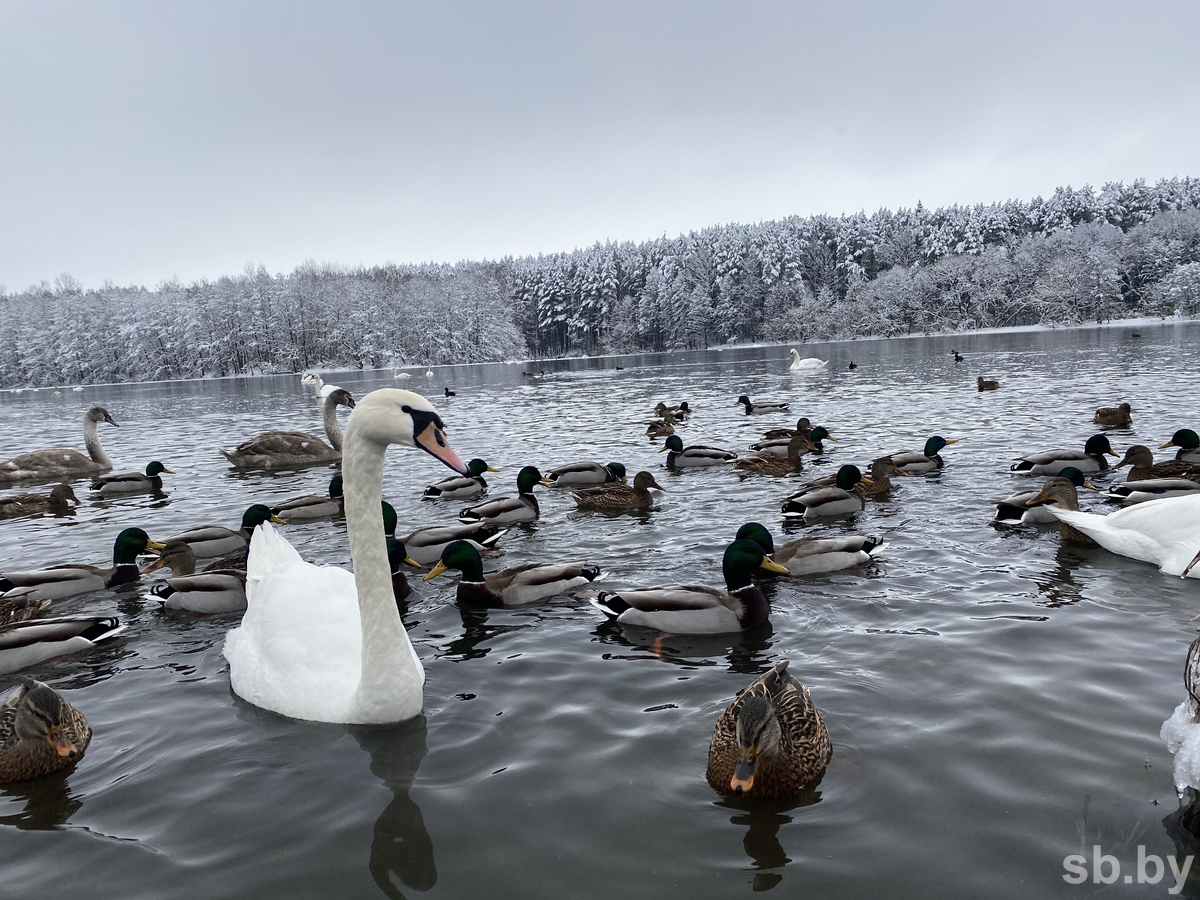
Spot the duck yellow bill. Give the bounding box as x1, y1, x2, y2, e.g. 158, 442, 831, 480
423, 559, 449, 581
760, 557, 790, 575
404, 555, 421, 568
147, 538, 167, 551
270, 514, 287, 524
486, 465, 500, 473
415, 422, 469, 475
162, 467, 175, 474
943, 439, 959, 445
1160, 440, 1178, 449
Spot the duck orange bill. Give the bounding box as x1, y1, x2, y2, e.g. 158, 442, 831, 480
414, 422, 469, 474
46, 727, 76, 758
731, 757, 756, 794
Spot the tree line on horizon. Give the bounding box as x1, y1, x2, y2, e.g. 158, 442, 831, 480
2, 177, 1200, 387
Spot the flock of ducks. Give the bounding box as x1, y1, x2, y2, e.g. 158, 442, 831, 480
2, 355, 1200, 801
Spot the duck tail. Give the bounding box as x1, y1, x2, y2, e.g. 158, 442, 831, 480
589, 592, 629, 619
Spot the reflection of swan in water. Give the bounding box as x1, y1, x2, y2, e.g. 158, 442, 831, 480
714, 790, 822, 890
0, 768, 83, 830
348, 717, 437, 899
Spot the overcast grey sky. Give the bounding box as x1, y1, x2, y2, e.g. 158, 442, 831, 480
1, 0, 1198, 292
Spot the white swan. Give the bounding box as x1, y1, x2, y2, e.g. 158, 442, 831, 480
788, 349, 828, 371
301, 372, 342, 400
223, 388, 469, 724
1046, 494, 1200, 578
391, 366, 411, 380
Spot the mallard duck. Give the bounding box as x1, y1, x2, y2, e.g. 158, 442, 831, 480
545, 461, 626, 487
568, 470, 664, 509
977, 377, 1000, 391
424, 539, 602, 607
398, 521, 508, 566
224, 388, 470, 724
0, 484, 78, 519
272, 475, 344, 520
952, 350, 964, 362
705, 661, 831, 799
143, 541, 248, 613
0, 528, 166, 601
1106, 477, 1200, 504
660, 435, 737, 468
736, 522, 885, 575
994, 467, 1094, 524
1010, 434, 1117, 476
788, 349, 828, 372
588, 540, 789, 634
1094, 402, 1133, 427
0, 679, 92, 782
1033, 492, 1200, 577
1113, 445, 1200, 482
735, 395, 789, 415
761, 417, 812, 441
0, 407, 118, 483
218, 388, 356, 468
457, 466, 550, 524
645, 420, 675, 439
780, 465, 870, 520
654, 401, 691, 421
734, 434, 817, 476
0, 616, 124, 676
0, 596, 50, 627
1022, 478, 1099, 546
785, 456, 899, 498
423, 458, 498, 499
91, 460, 172, 496
890, 436, 958, 473
750, 427, 833, 456
166, 504, 285, 560
1161, 430, 1200, 463
387, 538, 420, 604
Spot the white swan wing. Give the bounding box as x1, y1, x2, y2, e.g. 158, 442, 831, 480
1049, 495, 1200, 575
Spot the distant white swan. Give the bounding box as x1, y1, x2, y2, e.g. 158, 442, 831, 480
301, 372, 341, 400
789, 349, 828, 371
391, 367, 411, 380
224, 388, 470, 724
425, 368, 434, 378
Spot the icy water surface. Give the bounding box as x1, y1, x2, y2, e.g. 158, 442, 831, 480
1, 324, 1199, 899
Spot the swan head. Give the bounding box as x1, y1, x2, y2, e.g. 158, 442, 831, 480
351, 389, 469, 475
87, 407, 118, 427
789, 349, 799, 361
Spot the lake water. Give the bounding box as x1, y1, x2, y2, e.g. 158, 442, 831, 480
2, 323, 1199, 899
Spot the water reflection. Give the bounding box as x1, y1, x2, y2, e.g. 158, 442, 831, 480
349, 718, 437, 899
1032, 545, 1092, 608
0, 769, 82, 830
714, 787, 823, 892
438, 606, 527, 661
1161, 790, 1200, 898
591, 621, 775, 674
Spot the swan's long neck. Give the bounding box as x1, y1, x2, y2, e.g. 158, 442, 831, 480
343, 417, 422, 722
83, 416, 113, 467
324, 398, 345, 451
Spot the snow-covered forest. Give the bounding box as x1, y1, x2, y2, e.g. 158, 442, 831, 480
3, 177, 1200, 387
